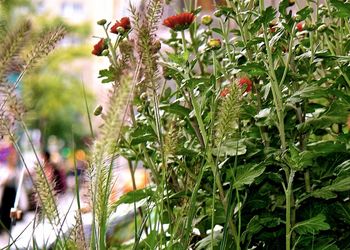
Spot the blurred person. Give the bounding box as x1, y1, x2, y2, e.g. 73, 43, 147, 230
42, 151, 67, 194
0, 142, 18, 233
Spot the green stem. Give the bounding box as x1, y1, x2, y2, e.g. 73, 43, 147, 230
280, 23, 296, 86
285, 170, 295, 250
259, 0, 286, 150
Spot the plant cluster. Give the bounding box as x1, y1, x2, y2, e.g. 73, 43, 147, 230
2, 0, 350, 249
88, 0, 350, 249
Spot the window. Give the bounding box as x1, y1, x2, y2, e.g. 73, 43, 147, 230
61, 2, 83, 18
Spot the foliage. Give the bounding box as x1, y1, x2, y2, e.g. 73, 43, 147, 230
97, 0, 350, 249
2, 0, 350, 249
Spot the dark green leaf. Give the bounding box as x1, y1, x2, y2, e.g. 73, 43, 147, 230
98, 68, 116, 84
160, 102, 191, 117
130, 134, 157, 145
113, 188, 153, 207
330, 0, 350, 18
296, 6, 313, 20
293, 214, 330, 235
234, 164, 266, 189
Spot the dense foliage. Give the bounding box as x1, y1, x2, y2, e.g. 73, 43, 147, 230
103, 0, 350, 249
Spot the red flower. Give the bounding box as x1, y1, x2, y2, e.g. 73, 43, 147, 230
296, 22, 303, 32
220, 87, 230, 97
92, 38, 108, 56
238, 77, 252, 93
110, 17, 131, 34
163, 12, 195, 31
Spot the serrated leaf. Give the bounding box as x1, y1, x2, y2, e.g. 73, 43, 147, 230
311, 189, 337, 200
293, 214, 330, 235
261, 7, 277, 26
234, 164, 266, 189
98, 68, 116, 83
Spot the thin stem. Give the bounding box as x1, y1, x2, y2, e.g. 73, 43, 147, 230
280, 23, 296, 86
259, 0, 286, 150
285, 170, 295, 250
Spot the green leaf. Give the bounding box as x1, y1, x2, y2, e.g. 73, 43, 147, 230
293, 214, 330, 235
112, 188, 153, 207
131, 134, 157, 145
330, 0, 350, 18
279, 0, 290, 16
239, 62, 266, 76
298, 101, 350, 132
311, 189, 337, 200
242, 215, 281, 243
296, 6, 313, 20
312, 175, 350, 200
98, 68, 116, 84
160, 102, 191, 117
212, 139, 247, 156
233, 164, 266, 189
327, 176, 350, 192
141, 230, 158, 249
261, 7, 277, 26
195, 231, 222, 249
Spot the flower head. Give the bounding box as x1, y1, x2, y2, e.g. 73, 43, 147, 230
238, 77, 252, 93
163, 12, 195, 31
201, 15, 213, 26
92, 38, 108, 56
296, 22, 304, 32
208, 38, 221, 50
110, 17, 131, 34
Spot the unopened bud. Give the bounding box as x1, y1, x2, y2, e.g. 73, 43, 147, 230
140, 92, 148, 101
214, 10, 223, 17
116, 26, 125, 34
101, 49, 109, 56
136, 106, 143, 113
97, 19, 107, 26
305, 23, 316, 31
201, 15, 213, 26
94, 105, 103, 116
294, 15, 302, 22
208, 38, 221, 49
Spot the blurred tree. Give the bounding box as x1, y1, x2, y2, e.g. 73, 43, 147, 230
1, 0, 95, 148
23, 46, 94, 148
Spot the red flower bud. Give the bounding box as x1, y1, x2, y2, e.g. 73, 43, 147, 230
92, 38, 108, 56
296, 22, 303, 32
110, 17, 131, 34
238, 77, 252, 93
